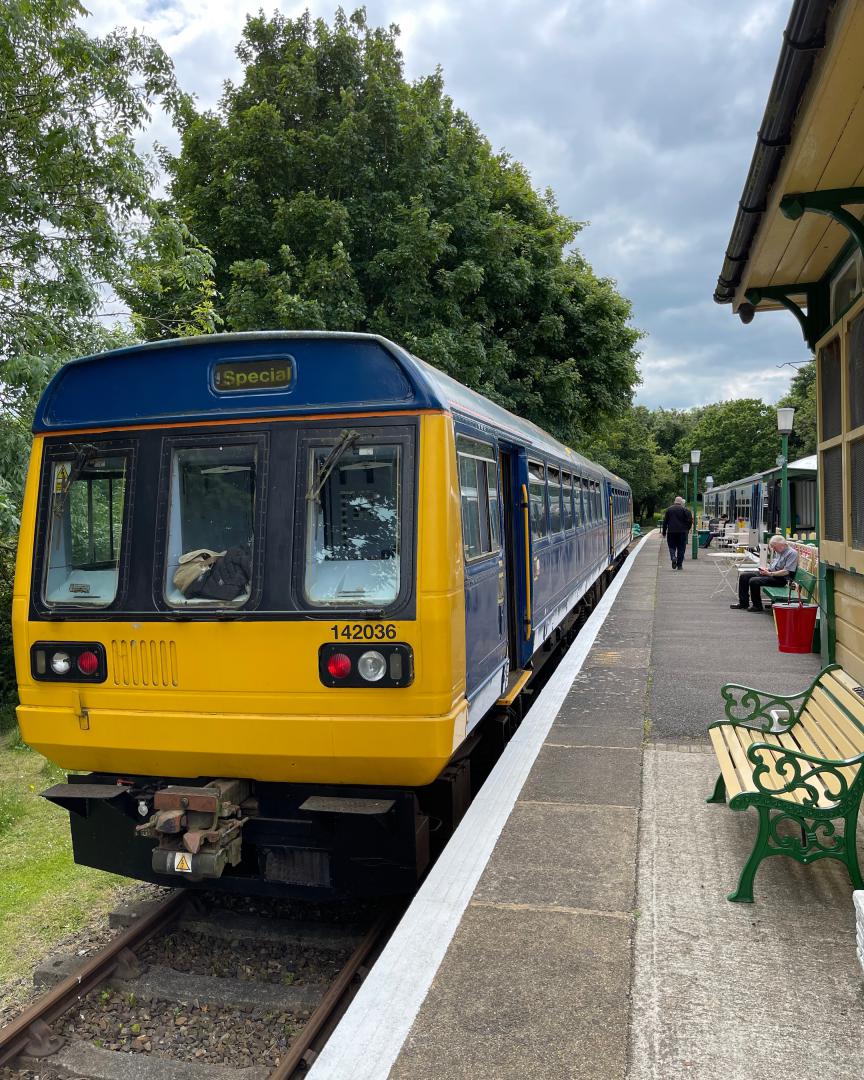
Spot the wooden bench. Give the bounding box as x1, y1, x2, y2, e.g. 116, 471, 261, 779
763, 566, 817, 606
707, 664, 864, 903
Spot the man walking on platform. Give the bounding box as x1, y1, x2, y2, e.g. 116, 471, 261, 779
661, 496, 692, 570
731, 535, 798, 611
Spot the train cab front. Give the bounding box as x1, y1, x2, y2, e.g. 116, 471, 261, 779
12, 334, 468, 898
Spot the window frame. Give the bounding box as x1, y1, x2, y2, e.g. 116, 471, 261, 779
528, 459, 549, 541
36, 438, 136, 612
293, 422, 416, 615
457, 434, 501, 563
155, 431, 268, 612
562, 471, 574, 531
815, 291, 864, 571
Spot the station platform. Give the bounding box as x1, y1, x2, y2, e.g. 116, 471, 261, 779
309, 531, 864, 1080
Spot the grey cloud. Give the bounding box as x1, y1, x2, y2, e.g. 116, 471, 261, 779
84, 0, 812, 407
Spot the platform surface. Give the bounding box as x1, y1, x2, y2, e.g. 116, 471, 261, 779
310, 533, 864, 1080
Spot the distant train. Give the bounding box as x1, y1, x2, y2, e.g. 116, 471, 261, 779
13, 332, 632, 896
702, 454, 817, 539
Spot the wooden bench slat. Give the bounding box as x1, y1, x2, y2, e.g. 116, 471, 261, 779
709, 726, 747, 799
820, 671, 864, 732
805, 692, 864, 759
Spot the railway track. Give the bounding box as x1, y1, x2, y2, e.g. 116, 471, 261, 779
0, 891, 396, 1079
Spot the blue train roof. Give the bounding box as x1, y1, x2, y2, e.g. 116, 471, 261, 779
32, 331, 628, 488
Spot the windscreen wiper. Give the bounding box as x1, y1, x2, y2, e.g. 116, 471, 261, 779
51, 443, 99, 519
307, 429, 360, 502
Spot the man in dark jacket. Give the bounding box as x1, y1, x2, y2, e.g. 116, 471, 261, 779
661, 496, 693, 570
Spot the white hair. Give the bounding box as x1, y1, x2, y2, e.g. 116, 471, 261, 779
769, 535, 786, 548
674, 496, 686, 505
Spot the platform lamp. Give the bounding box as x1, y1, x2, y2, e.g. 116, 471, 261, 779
690, 449, 701, 559
777, 407, 795, 536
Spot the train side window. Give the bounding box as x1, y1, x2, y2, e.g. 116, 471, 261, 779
562, 472, 574, 530
44, 451, 129, 607
164, 443, 257, 607
547, 467, 563, 533
582, 476, 591, 523
457, 436, 499, 560
573, 474, 582, 527
528, 461, 548, 540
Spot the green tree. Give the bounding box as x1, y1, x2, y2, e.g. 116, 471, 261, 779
676, 399, 778, 487
142, 8, 641, 444
585, 406, 675, 519
0, 0, 217, 704
776, 361, 816, 459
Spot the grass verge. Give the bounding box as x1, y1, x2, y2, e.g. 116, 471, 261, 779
0, 723, 130, 1008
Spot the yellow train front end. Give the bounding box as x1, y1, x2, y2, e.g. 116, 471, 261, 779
13, 333, 469, 896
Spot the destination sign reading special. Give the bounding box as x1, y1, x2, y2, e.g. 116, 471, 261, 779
213, 358, 294, 392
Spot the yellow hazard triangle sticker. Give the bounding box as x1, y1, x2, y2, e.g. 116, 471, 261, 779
174, 852, 192, 873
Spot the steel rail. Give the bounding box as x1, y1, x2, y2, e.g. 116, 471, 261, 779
0, 889, 186, 1069
269, 907, 397, 1080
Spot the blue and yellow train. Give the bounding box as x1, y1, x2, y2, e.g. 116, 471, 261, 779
13, 332, 631, 896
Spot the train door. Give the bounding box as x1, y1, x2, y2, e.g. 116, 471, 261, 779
456, 433, 509, 730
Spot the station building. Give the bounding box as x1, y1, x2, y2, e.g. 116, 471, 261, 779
715, 0, 864, 679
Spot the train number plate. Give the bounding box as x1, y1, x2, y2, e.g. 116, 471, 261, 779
330, 623, 397, 641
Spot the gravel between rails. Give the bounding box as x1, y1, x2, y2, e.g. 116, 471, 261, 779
2, 889, 392, 1080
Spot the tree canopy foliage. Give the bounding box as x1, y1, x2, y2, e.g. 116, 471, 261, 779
134, 8, 642, 444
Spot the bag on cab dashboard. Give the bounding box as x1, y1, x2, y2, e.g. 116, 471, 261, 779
178, 546, 251, 601
172, 548, 225, 595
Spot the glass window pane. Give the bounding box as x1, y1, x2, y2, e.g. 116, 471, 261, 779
547, 467, 563, 533
822, 445, 843, 542
820, 337, 842, 441
562, 473, 573, 530
304, 442, 400, 605
850, 313, 864, 431
165, 444, 256, 606
457, 435, 495, 462
487, 462, 500, 550
832, 256, 859, 322
45, 454, 128, 606
529, 461, 547, 539
852, 438, 864, 549
459, 454, 482, 559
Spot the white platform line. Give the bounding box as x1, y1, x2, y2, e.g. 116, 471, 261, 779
307, 531, 654, 1080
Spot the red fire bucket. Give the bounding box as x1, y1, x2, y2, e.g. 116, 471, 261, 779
772, 603, 818, 654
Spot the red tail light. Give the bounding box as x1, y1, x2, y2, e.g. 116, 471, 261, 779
77, 650, 99, 675
326, 652, 352, 679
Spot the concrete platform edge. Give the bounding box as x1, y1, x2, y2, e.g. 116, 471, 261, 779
306, 533, 654, 1080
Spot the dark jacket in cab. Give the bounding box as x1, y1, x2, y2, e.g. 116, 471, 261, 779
661, 504, 693, 535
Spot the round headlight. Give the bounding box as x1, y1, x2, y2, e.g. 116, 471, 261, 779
357, 650, 387, 682
50, 651, 72, 675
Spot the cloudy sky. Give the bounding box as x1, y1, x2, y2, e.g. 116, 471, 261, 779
85, 0, 813, 409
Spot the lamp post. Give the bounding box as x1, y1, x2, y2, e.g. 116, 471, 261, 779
777, 407, 795, 536
690, 449, 701, 559
682, 463, 690, 562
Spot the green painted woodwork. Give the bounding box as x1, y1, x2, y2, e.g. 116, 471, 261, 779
780, 188, 864, 263
823, 564, 836, 664
744, 283, 825, 349
707, 665, 864, 902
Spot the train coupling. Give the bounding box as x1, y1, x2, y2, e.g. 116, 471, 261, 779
136, 779, 251, 881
